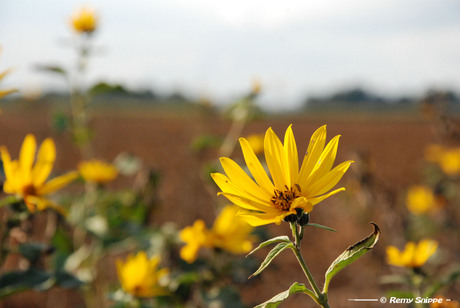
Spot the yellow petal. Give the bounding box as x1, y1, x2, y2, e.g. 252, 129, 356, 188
220, 192, 275, 212
38, 171, 78, 195
307, 160, 353, 197
32, 138, 56, 187
239, 137, 274, 195
19, 134, 37, 183
211, 173, 272, 209
290, 197, 313, 213
306, 135, 340, 187
298, 126, 327, 189
264, 127, 289, 190
386, 246, 404, 267
284, 125, 299, 186
237, 209, 287, 226
308, 187, 345, 205
219, 157, 270, 201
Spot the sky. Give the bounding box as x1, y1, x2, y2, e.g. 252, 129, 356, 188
2, 0, 460, 110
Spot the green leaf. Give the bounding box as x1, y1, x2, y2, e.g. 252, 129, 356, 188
0, 269, 51, 298
246, 236, 290, 257
323, 223, 380, 293
35, 64, 67, 76
424, 267, 460, 298
54, 271, 84, 289
254, 282, 311, 308
0, 196, 20, 208
306, 223, 338, 232
249, 241, 293, 279
18, 243, 51, 263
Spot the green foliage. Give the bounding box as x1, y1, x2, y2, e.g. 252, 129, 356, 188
254, 282, 311, 308
249, 241, 293, 279
323, 223, 380, 293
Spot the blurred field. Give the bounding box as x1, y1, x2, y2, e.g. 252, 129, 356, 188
1, 103, 458, 307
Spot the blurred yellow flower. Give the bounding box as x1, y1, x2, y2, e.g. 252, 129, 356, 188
0, 134, 78, 214
430, 297, 460, 308
212, 125, 353, 226
406, 185, 438, 215
180, 205, 255, 263
78, 159, 118, 184
245, 134, 264, 155
386, 239, 438, 268
425, 144, 460, 176
251, 78, 262, 95
0, 47, 18, 100
116, 251, 169, 298
70, 7, 98, 34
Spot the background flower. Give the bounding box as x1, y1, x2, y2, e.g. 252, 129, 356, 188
386, 239, 438, 268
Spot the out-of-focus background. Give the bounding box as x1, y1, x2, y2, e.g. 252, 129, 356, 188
1, 1, 460, 307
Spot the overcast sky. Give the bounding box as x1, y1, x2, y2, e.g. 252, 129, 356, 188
2, 0, 460, 110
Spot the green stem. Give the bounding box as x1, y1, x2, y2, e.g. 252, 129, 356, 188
290, 222, 330, 308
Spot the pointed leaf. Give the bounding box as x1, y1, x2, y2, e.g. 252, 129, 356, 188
307, 223, 338, 232
323, 223, 380, 293
249, 241, 293, 279
246, 236, 290, 257
254, 282, 313, 308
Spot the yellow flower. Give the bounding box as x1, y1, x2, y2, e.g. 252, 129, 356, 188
425, 144, 460, 176
70, 7, 98, 34
406, 185, 438, 215
0, 134, 78, 214
245, 134, 264, 155
179, 219, 211, 263
180, 205, 255, 263
116, 251, 169, 298
386, 239, 438, 268
211, 125, 353, 226
78, 159, 118, 184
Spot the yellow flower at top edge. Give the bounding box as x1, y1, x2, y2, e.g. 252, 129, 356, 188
180, 205, 255, 263
406, 185, 438, 215
386, 239, 438, 268
70, 7, 98, 34
211, 125, 353, 226
0, 134, 78, 215
78, 159, 118, 184
116, 251, 169, 298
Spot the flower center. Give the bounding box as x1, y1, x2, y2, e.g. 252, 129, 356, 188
271, 185, 301, 211
22, 185, 37, 197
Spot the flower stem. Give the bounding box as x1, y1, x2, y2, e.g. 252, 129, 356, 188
290, 222, 330, 308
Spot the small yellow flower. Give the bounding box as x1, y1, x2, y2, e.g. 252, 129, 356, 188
180, 205, 255, 263
116, 251, 169, 298
78, 159, 118, 184
386, 239, 438, 268
0, 134, 78, 214
406, 185, 438, 215
70, 7, 98, 34
245, 134, 264, 155
179, 219, 211, 263
425, 144, 460, 176
212, 125, 353, 226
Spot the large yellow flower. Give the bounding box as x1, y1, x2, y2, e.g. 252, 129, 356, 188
386, 239, 438, 268
70, 7, 98, 34
180, 205, 255, 263
0, 134, 78, 214
116, 251, 169, 298
78, 159, 118, 184
211, 125, 353, 226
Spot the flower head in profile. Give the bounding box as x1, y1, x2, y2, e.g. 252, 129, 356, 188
116, 251, 169, 298
0, 134, 78, 214
180, 205, 255, 263
78, 159, 118, 184
70, 7, 98, 34
211, 125, 353, 226
406, 185, 441, 215
386, 239, 438, 268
